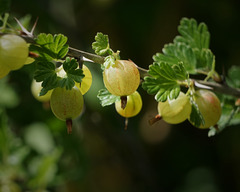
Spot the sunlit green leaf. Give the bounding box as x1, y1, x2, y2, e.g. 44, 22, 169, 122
189, 98, 205, 128
174, 17, 210, 50
34, 33, 68, 60
208, 95, 240, 136
194, 48, 215, 71
92, 32, 113, 56
97, 89, 120, 107
153, 43, 197, 74
142, 62, 187, 102
154, 18, 215, 75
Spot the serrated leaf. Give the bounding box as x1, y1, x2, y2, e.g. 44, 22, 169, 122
142, 62, 186, 102
67, 69, 85, 83
172, 63, 189, 80
34, 61, 59, 95
208, 96, 240, 136
153, 43, 197, 74
194, 48, 215, 71
189, 98, 205, 127
148, 62, 176, 80
62, 57, 85, 83
92, 32, 113, 56
34, 61, 56, 82
59, 78, 75, 90
63, 57, 78, 70
34, 33, 68, 60
174, 18, 210, 50
154, 18, 214, 75
97, 89, 120, 107
154, 85, 180, 102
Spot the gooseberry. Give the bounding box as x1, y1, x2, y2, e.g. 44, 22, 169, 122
156, 92, 192, 124
75, 65, 92, 95
188, 89, 221, 128
115, 91, 142, 118
103, 60, 140, 96
50, 86, 84, 122
0, 34, 28, 70
31, 79, 53, 102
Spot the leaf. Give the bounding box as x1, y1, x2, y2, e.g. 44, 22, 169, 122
189, 98, 205, 127
142, 62, 188, 102
34, 33, 68, 60
97, 89, 120, 107
194, 48, 215, 71
172, 63, 189, 80
174, 17, 210, 50
92, 32, 113, 56
153, 17, 215, 75
34, 61, 59, 95
62, 57, 85, 83
34, 61, 55, 80
208, 96, 240, 136
153, 43, 197, 74
59, 78, 75, 90
34, 57, 85, 94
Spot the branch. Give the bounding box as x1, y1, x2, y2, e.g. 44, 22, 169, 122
68, 47, 104, 64
1, 32, 240, 98
194, 80, 240, 98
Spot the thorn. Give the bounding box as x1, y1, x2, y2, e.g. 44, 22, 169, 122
30, 17, 39, 34
66, 119, 73, 134
120, 96, 127, 109
149, 114, 162, 125
14, 17, 29, 35
78, 55, 84, 69
14, 17, 38, 38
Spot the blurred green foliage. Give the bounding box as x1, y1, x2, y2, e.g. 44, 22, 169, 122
1, 0, 240, 191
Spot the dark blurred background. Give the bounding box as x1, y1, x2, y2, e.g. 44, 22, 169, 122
1, 0, 240, 191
